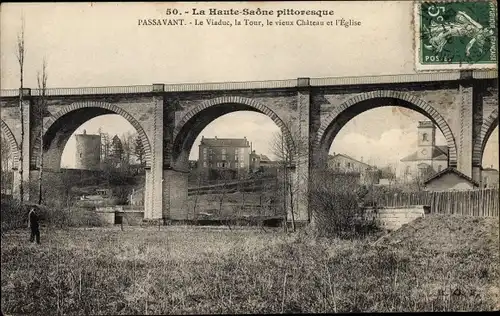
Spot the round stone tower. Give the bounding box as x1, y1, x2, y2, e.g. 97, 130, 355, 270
75, 130, 101, 170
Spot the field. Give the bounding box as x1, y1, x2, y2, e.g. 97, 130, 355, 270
1, 215, 499, 314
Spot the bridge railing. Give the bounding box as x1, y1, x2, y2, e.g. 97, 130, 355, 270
0, 70, 496, 97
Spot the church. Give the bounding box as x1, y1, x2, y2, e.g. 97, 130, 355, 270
400, 121, 448, 181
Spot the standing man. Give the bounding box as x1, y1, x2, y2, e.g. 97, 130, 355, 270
28, 207, 40, 244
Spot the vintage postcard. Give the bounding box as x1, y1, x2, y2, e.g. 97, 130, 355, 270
0, 1, 498, 314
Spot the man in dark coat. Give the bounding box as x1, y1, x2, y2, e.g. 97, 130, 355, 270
28, 207, 40, 244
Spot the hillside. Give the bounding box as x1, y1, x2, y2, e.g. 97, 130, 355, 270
379, 214, 499, 253
375, 215, 500, 310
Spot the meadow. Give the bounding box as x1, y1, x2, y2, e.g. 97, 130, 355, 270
1, 214, 499, 315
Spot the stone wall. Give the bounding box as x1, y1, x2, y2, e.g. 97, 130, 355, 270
363, 205, 427, 231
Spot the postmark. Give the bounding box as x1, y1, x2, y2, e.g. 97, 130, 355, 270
414, 0, 497, 71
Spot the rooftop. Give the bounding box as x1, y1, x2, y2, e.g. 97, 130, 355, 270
328, 153, 376, 169
250, 150, 273, 162
259, 154, 272, 162
200, 137, 250, 148
400, 145, 448, 162
423, 167, 480, 187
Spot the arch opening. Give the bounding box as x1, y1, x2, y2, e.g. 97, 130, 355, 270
172, 100, 292, 171
480, 125, 499, 189
174, 105, 286, 221
1, 125, 17, 195
32, 103, 152, 210
0, 120, 19, 170
326, 106, 449, 187
482, 125, 499, 168
478, 109, 499, 166
33, 104, 152, 170
42, 107, 115, 170
316, 95, 457, 170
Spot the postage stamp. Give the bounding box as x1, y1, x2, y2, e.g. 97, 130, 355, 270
414, 0, 497, 71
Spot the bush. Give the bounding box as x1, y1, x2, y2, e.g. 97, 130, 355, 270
64, 208, 107, 227
38, 206, 107, 228
1, 199, 106, 232
309, 169, 380, 238
360, 185, 406, 207
1, 199, 28, 233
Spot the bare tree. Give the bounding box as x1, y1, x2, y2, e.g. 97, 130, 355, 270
381, 163, 397, 186
412, 166, 433, 192
120, 132, 135, 171
270, 119, 309, 232
100, 132, 112, 169
191, 168, 204, 219
36, 58, 48, 204
217, 170, 233, 230
16, 16, 26, 203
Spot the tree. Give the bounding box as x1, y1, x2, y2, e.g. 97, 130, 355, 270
270, 119, 309, 232
309, 169, 371, 238
36, 58, 48, 204
120, 132, 135, 171
110, 135, 124, 167
379, 164, 397, 183
16, 16, 26, 203
134, 134, 145, 166
413, 164, 434, 191
100, 132, 112, 169
190, 168, 204, 220
216, 170, 234, 230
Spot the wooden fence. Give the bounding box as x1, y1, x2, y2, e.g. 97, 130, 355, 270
191, 203, 283, 218
188, 176, 277, 195
373, 188, 499, 217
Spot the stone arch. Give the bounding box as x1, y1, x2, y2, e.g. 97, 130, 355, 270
0, 119, 19, 169
171, 96, 293, 169
315, 90, 458, 167
31, 101, 152, 168
473, 108, 498, 167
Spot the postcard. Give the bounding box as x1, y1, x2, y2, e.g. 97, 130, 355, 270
0, 1, 498, 314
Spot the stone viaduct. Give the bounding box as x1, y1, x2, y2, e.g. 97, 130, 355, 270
0, 70, 497, 223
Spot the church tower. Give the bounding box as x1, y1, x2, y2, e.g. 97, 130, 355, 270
417, 120, 435, 160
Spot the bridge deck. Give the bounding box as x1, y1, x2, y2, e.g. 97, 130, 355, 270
0, 70, 496, 97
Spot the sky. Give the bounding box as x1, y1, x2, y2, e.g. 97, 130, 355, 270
0, 2, 497, 170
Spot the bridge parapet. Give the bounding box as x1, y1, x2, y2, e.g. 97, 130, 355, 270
0, 70, 496, 98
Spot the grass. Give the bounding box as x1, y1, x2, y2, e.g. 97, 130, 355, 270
1, 215, 499, 314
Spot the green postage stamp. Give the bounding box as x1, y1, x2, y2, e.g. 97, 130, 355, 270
414, 0, 497, 71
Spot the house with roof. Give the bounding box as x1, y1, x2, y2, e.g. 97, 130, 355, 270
423, 167, 480, 191
400, 121, 448, 181
327, 153, 379, 185
249, 150, 276, 172
197, 136, 251, 180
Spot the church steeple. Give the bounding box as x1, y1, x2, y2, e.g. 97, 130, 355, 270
417, 120, 436, 160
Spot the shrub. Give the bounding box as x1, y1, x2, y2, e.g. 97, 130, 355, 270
309, 169, 380, 238
39, 206, 108, 228
1, 199, 106, 232
360, 185, 406, 207
1, 199, 27, 233
64, 208, 107, 227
